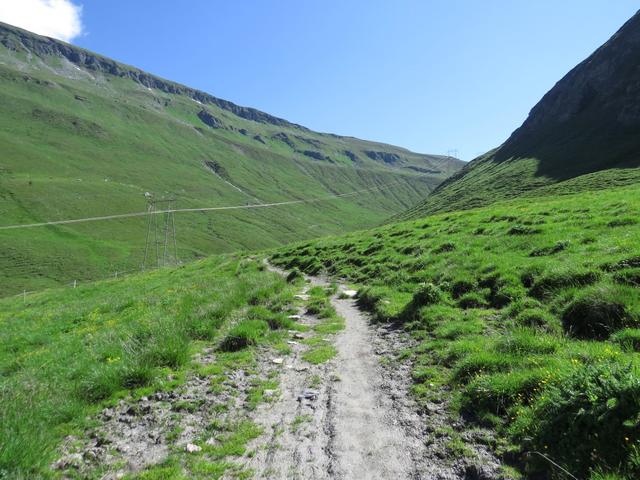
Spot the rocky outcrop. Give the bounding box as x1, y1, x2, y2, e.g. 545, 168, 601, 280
197, 109, 223, 129
272, 132, 296, 148
494, 10, 640, 171
364, 151, 401, 165
343, 150, 360, 163
294, 135, 324, 149
301, 150, 331, 162
404, 165, 442, 175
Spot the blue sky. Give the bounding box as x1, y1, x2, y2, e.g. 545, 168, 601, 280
3, 1, 638, 160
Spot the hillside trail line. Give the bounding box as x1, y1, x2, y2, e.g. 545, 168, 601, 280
246, 262, 502, 479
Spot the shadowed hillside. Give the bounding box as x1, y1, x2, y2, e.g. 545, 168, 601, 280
401, 10, 640, 219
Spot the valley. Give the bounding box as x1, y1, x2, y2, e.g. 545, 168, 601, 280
0, 21, 461, 295
1, 6, 640, 480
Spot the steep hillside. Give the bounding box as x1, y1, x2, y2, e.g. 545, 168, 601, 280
0, 21, 462, 295
402, 10, 640, 218
273, 181, 640, 479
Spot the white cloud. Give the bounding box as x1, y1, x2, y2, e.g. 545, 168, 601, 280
0, 0, 83, 43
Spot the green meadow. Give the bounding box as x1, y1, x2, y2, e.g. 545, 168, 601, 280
0, 256, 298, 478
272, 180, 640, 479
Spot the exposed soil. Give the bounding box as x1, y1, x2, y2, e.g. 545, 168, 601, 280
246, 267, 503, 479
53, 348, 261, 478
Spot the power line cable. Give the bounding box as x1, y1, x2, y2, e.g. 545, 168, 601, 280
0, 181, 404, 231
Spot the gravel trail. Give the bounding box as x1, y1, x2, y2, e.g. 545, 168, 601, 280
247, 266, 503, 479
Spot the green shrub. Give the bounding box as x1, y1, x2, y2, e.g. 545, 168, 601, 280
562, 284, 637, 339
614, 268, 640, 287
529, 241, 569, 257
607, 218, 637, 228
434, 314, 485, 340
450, 279, 475, 299
141, 333, 189, 369
515, 308, 559, 331
286, 268, 303, 283
412, 283, 442, 306
507, 297, 544, 317
399, 283, 443, 322
489, 285, 524, 309
187, 303, 228, 340
495, 329, 559, 355
219, 320, 269, 352
457, 291, 488, 309
452, 350, 512, 382
461, 368, 546, 415
508, 225, 541, 235
248, 306, 292, 330
433, 242, 456, 254
529, 267, 600, 298
410, 304, 461, 331
356, 286, 385, 311
611, 329, 640, 352
520, 265, 544, 289
510, 363, 640, 479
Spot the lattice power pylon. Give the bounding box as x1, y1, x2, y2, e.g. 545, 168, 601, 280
142, 195, 179, 269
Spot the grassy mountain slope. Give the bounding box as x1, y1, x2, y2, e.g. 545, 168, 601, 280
401, 10, 640, 219
0, 22, 462, 295
273, 181, 640, 479
0, 255, 302, 478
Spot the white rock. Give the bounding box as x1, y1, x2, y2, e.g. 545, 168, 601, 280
205, 438, 217, 446
288, 314, 302, 320
342, 289, 358, 298
272, 358, 284, 365
186, 443, 202, 453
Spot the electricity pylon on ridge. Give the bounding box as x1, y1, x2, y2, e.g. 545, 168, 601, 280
142, 194, 179, 270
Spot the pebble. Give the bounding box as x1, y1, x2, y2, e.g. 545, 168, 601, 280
297, 389, 319, 402
272, 358, 284, 365
293, 333, 306, 340
342, 289, 358, 298
288, 314, 302, 320
186, 443, 202, 453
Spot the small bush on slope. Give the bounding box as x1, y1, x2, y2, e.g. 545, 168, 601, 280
562, 283, 639, 340
271, 182, 640, 477
510, 363, 640, 479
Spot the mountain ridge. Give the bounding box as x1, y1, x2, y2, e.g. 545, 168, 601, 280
0, 21, 461, 294
400, 10, 640, 218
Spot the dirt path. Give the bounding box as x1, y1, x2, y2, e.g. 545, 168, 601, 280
54, 266, 502, 479
247, 268, 502, 480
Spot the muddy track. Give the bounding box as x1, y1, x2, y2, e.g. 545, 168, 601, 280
248, 266, 503, 480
